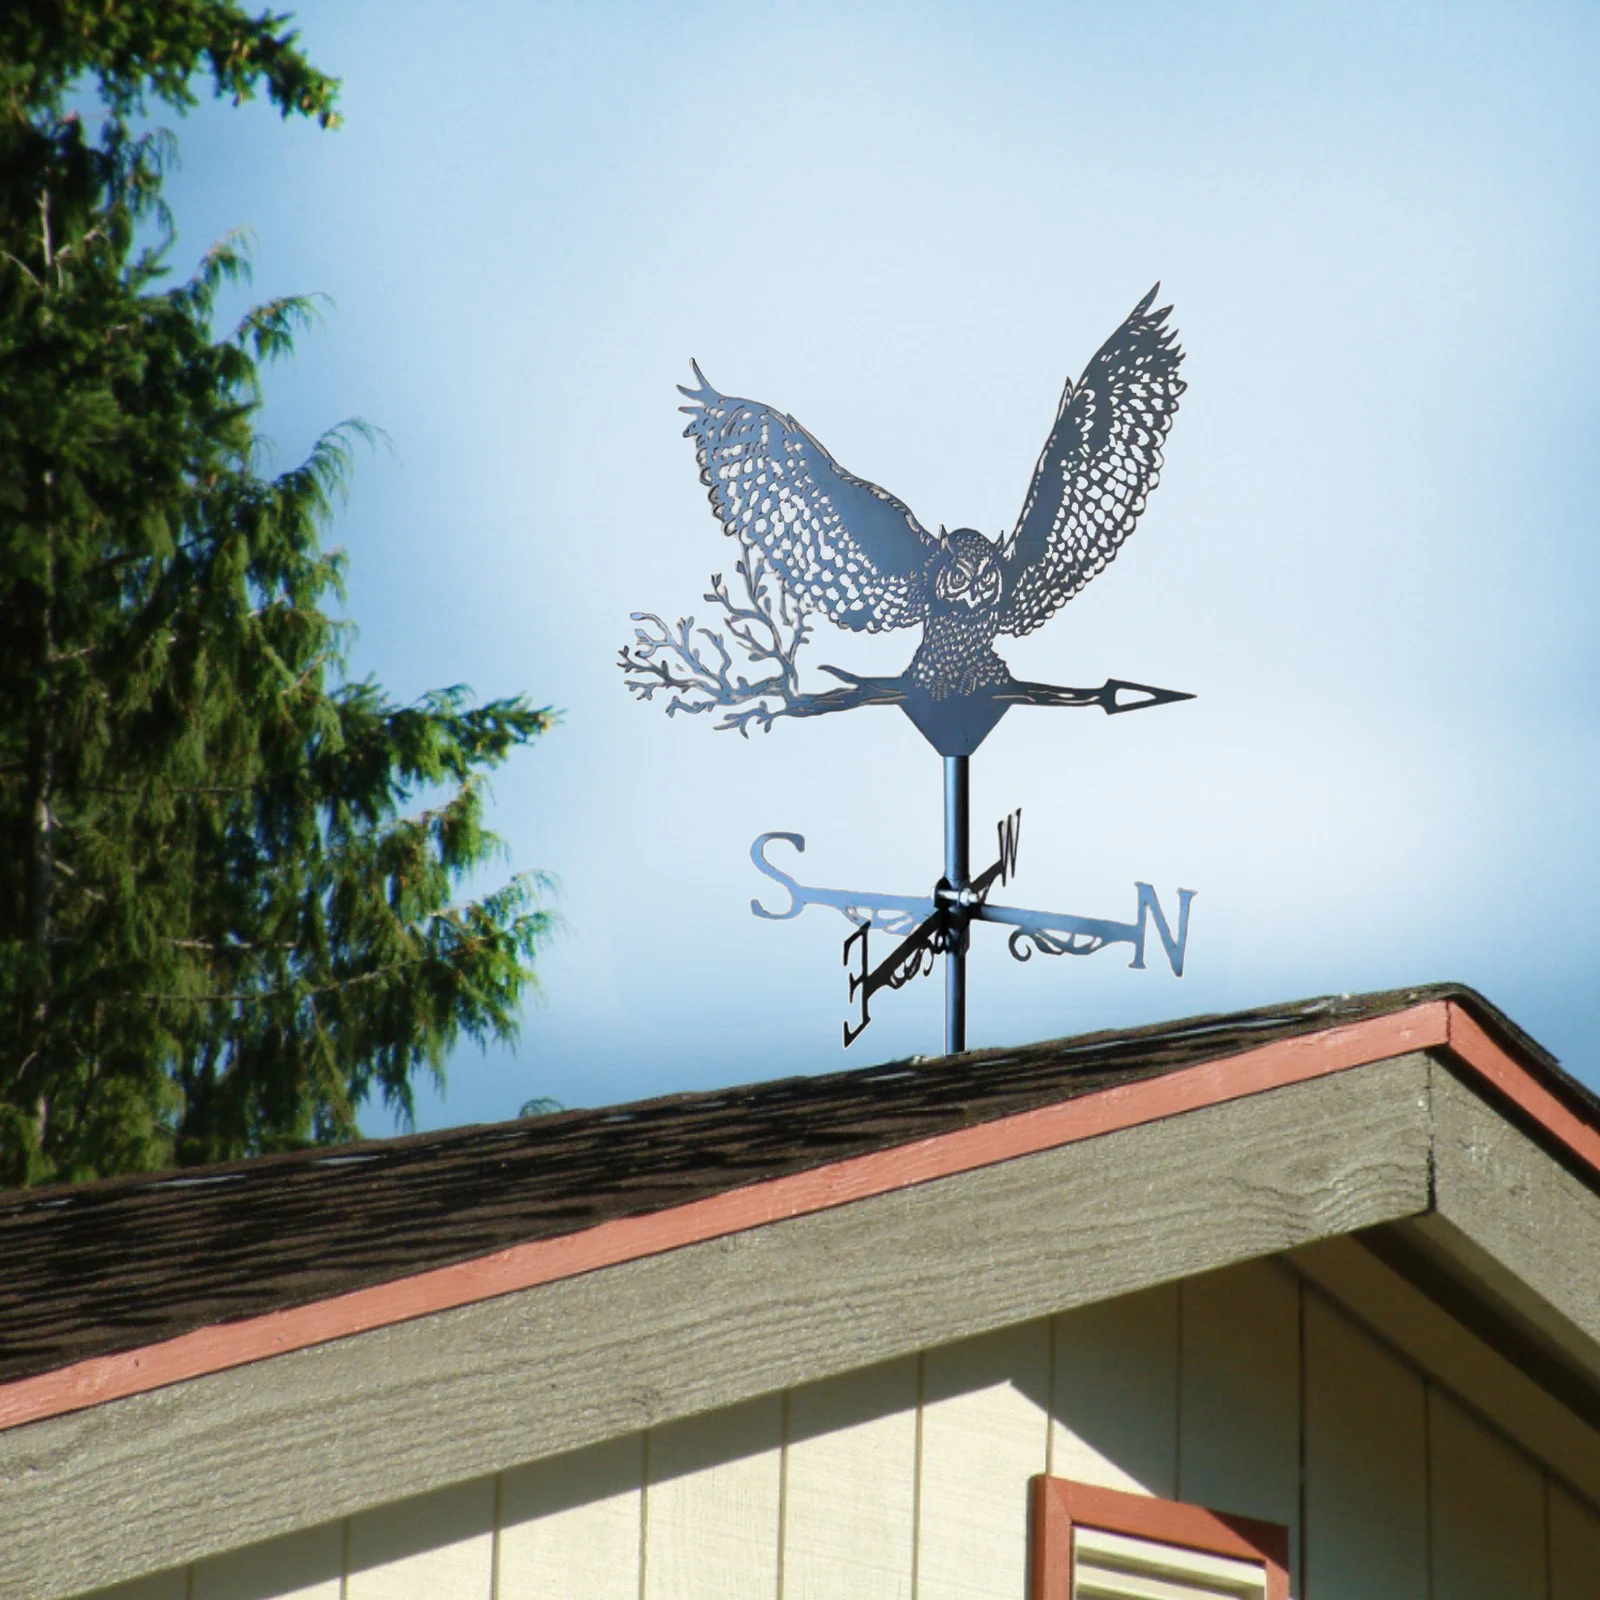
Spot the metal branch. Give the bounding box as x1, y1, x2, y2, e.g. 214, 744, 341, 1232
618, 550, 900, 735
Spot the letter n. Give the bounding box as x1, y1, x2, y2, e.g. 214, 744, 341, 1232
1130, 885, 1197, 976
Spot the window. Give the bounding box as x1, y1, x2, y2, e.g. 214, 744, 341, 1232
1031, 1477, 1289, 1600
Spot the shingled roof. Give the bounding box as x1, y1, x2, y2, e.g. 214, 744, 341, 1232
1, 983, 1592, 1395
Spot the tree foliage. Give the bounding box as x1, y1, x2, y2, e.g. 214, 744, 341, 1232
0, 4, 556, 1185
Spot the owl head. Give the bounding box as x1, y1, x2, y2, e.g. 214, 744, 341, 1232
932, 528, 1004, 614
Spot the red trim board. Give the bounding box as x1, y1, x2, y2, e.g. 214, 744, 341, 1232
1444, 1003, 1600, 1173
2, 997, 1591, 1435
1030, 1476, 1290, 1600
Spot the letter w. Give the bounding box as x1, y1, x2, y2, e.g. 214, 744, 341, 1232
997, 809, 1021, 886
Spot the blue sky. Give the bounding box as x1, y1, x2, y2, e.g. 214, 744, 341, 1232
153, 1, 1600, 1126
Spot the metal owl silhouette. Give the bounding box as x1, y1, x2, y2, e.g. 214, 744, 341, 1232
622, 286, 1189, 756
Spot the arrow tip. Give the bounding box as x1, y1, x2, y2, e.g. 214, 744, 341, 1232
1102, 679, 1197, 715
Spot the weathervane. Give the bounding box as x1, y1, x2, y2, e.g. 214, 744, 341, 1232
621, 286, 1196, 1052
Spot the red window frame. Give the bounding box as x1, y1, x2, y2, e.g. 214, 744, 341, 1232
1030, 1476, 1290, 1600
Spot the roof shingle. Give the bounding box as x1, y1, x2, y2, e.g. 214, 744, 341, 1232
0, 983, 1585, 1387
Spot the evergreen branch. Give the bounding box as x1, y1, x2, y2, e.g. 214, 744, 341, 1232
74, 784, 254, 796
1, 3, 343, 128
2, 250, 41, 286
165, 937, 295, 952
140, 892, 557, 1004
0, 9, 556, 1186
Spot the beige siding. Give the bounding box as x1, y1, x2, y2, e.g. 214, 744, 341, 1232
642, 1392, 783, 1600
1428, 1391, 1548, 1599
1051, 1282, 1179, 1496
1551, 1482, 1600, 1600
83, 1577, 188, 1600
75, 1257, 1600, 1600
346, 1477, 495, 1600
1303, 1289, 1430, 1598
1291, 1234, 1600, 1504
499, 1435, 643, 1600
917, 1321, 1051, 1599
1178, 1258, 1301, 1574
783, 1356, 918, 1598
193, 1523, 343, 1600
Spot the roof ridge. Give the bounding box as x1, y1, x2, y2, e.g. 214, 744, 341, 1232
0, 982, 1567, 1215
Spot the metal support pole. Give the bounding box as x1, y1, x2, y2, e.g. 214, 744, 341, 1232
943, 755, 969, 1054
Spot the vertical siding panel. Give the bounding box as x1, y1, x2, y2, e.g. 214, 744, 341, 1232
917, 1318, 1051, 1600
499, 1435, 643, 1600
643, 1393, 782, 1600
1550, 1483, 1600, 1598
347, 1476, 495, 1600
1050, 1284, 1179, 1497
194, 1520, 343, 1599
1428, 1392, 1545, 1600
1303, 1296, 1428, 1599
782, 1356, 918, 1599
83, 1572, 190, 1600
1178, 1262, 1300, 1574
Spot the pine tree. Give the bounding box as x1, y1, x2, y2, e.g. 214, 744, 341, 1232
0, 3, 556, 1185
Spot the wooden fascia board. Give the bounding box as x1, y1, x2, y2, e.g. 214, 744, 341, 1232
2, 1000, 1446, 1435
2, 1055, 1435, 1600
1417, 1062, 1600, 1381
0, 996, 1592, 1439
1442, 1002, 1600, 1178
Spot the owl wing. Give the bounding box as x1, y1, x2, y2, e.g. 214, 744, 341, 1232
997, 287, 1185, 637
679, 364, 940, 633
